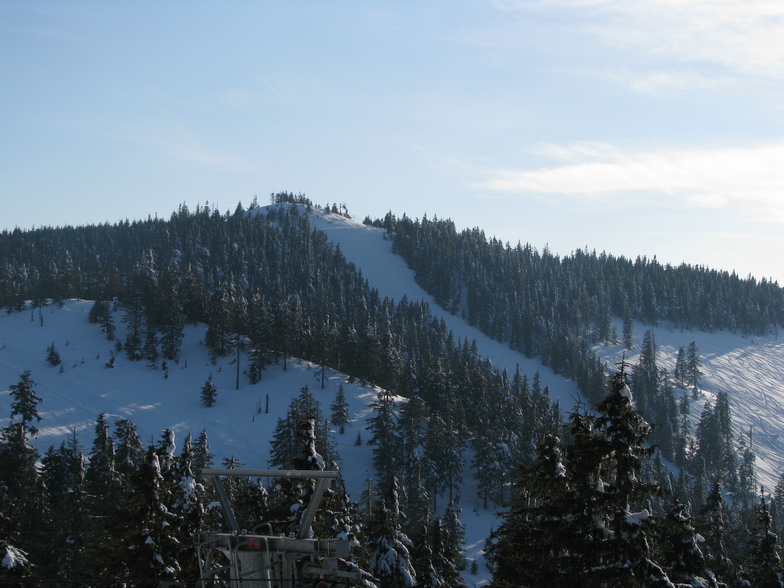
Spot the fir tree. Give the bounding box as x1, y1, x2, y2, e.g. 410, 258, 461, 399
330, 383, 351, 434
200, 373, 217, 407
746, 489, 784, 588
367, 390, 400, 489
367, 477, 416, 588
686, 341, 703, 391
193, 428, 214, 471
696, 482, 737, 585
0, 421, 44, 577
488, 365, 673, 587
658, 498, 718, 588
113, 418, 145, 485
8, 370, 42, 436
110, 447, 182, 582
674, 346, 687, 388
40, 433, 87, 582
45, 342, 61, 366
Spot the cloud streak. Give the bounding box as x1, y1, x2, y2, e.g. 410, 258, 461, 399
478, 143, 784, 221
490, 0, 784, 81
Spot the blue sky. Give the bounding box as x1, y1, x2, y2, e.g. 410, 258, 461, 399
2, 1, 784, 283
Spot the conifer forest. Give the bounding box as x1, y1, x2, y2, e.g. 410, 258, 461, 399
1, 194, 784, 587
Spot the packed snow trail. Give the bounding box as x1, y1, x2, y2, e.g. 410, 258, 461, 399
309, 208, 784, 489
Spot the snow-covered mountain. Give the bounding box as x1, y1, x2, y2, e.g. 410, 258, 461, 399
308, 208, 784, 486
2, 205, 784, 584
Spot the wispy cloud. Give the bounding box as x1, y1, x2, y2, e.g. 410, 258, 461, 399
488, 0, 784, 82
477, 142, 784, 222
143, 131, 261, 175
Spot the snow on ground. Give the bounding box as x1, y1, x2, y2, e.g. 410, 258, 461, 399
0, 300, 382, 496
308, 209, 583, 409
308, 209, 784, 581
3, 208, 784, 586
596, 323, 784, 490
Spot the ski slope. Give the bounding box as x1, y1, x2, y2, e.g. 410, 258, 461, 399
2, 206, 784, 584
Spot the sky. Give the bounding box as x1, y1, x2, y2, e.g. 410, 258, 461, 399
2, 1, 784, 283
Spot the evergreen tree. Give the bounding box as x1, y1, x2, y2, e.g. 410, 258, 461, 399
367, 390, 401, 489
45, 342, 61, 366
658, 498, 718, 588
488, 366, 673, 587
686, 341, 703, 391
773, 474, 784, 537
200, 373, 217, 407
169, 432, 208, 581
486, 432, 574, 586
8, 370, 42, 436
40, 432, 87, 583
738, 430, 758, 510
674, 346, 687, 388
623, 307, 634, 350
270, 385, 335, 470
746, 489, 784, 588
83, 414, 122, 581
631, 328, 658, 418
114, 418, 145, 484
0, 422, 44, 578
441, 499, 467, 581
367, 477, 416, 588
330, 383, 351, 434
193, 428, 214, 471
108, 447, 182, 583
424, 407, 464, 506
696, 482, 737, 585
396, 395, 428, 489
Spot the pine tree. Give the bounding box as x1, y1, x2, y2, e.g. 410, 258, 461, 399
773, 474, 784, 537
0, 421, 44, 578
169, 432, 207, 581
396, 395, 428, 489
441, 499, 467, 581
486, 432, 574, 586
623, 306, 634, 350
200, 373, 217, 407
330, 383, 351, 434
738, 430, 758, 510
686, 341, 703, 391
367, 477, 416, 588
8, 370, 42, 436
270, 386, 335, 470
631, 328, 658, 418
367, 390, 400, 489
106, 446, 182, 582
193, 428, 214, 471
488, 366, 673, 587
424, 407, 464, 506
674, 346, 687, 388
40, 433, 87, 582
658, 498, 718, 588
746, 489, 784, 588
696, 481, 737, 585
114, 418, 145, 485
45, 342, 61, 366
83, 414, 122, 581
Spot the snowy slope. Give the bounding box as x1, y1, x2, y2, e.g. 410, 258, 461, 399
0, 301, 382, 498
309, 208, 784, 492
307, 209, 583, 410
595, 324, 784, 489
2, 206, 784, 585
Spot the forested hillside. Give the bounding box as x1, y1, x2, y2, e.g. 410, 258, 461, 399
2, 194, 784, 586
374, 213, 782, 402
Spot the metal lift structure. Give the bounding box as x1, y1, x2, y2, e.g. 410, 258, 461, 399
194, 468, 362, 588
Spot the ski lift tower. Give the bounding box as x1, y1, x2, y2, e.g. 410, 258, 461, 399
195, 468, 362, 588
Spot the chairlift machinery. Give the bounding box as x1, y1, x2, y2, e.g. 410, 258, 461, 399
195, 469, 362, 588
